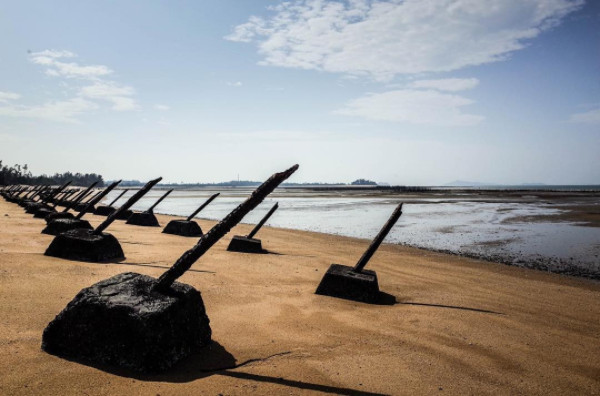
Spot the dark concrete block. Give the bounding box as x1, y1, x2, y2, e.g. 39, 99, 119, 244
315, 264, 380, 303
44, 228, 125, 262
162, 220, 203, 237
94, 206, 116, 216
42, 272, 212, 373
227, 235, 264, 253
42, 218, 93, 235
33, 207, 56, 218
25, 203, 51, 214
126, 211, 159, 227
45, 211, 75, 223
72, 202, 92, 212
116, 209, 133, 220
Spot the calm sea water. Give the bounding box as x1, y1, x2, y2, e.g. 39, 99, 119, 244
99, 188, 600, 278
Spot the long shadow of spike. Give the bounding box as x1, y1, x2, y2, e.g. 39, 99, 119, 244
162, 193, 220, 237
315, 203, 403, 304
44, 178, 161, 262
41, 165, 299, 374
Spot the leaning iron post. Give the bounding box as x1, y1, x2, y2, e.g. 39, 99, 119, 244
156, 165, 298, 291
44, 182, 99, 223
94, 178, 162, 234
62, 182, 99, 213
227, 202, 279, 253
248, 202, 278, 239
40, 165, 297, 374
72, 190, 103, 212
94, 189, 128, 216
42, 181, 72, 204
315, 203, 403, 303
126, 189, 173, 227
187, 193, 220, 221
53, 190, 76, 209
42, 181, 122, 236
353, 203, 403, 273
77, 181, 122, 220
162, 193, 220, 237
44, 178, 162, 262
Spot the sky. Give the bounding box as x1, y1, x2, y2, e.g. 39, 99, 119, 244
0, 0, 598, 185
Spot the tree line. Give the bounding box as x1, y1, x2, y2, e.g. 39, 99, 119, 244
0, 161, 104, 187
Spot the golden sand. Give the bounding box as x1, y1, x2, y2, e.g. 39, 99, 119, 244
0, 199, 599, 395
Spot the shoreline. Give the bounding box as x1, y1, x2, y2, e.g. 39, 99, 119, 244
154, 203, 600, 281
1, 199, 599, 395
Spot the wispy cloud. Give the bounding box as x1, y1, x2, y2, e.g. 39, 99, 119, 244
227, 81, 243, 87
154, 104, 170, 111
570, 107, 600, 125
0, 50, 139, 123
0, 91, 21, 103
29, 50, 112, 80
335, 89, 483, 126
0, 98, 98, 123
80, 81, 138, 111
226, 0, 583, 81
409, 78, 479, 92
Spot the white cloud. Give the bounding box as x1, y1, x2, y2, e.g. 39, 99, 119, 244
79, 82, 138, 111
29, 49, 112, 80
0, 98, 98, 123
154, 104, 170, 111
0, 91, 21, 102
30, 49, 76, 59
570, 107, 600, 125
335, 89, 484, 126
409, 78, 479, 92
226, 0, 583, 80
227, 81, 243, 87
0, 50, 140, 121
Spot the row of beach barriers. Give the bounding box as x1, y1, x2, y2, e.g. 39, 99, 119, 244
0, 164, 403, 374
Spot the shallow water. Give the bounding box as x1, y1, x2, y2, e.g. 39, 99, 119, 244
100, 188, 600, 278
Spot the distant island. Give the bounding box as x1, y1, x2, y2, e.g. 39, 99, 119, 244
351, 179, 377, 186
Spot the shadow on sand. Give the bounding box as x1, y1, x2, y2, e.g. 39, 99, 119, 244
399, 301, 504, 315
51, 341, 387, 395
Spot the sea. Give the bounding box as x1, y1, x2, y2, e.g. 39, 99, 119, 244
99, 186, 600, 279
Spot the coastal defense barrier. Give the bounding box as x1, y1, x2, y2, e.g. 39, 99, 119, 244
41, 180, 122, 236
44, 177, 162, 262
94, 189, 128, 216
41, 164, 299, 373
162, 192, 220, 237
316, 202, 403, 303
126, 189, 174, 227
227, 202, 279, 253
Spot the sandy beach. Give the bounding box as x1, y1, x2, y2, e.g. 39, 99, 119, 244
1, 198, 599, 395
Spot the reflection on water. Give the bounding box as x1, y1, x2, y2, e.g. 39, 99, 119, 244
100, 188, 600, 278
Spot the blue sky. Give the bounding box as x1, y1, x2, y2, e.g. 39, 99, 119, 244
0, 0, 598, 185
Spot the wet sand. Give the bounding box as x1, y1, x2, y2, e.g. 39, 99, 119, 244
1, 198, 599, 395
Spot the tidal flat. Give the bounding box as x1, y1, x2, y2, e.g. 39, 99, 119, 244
106, 187, 600, 279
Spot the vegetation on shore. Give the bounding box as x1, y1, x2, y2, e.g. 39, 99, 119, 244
0, 161, 104, 187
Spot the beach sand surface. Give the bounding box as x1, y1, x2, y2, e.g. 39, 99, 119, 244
1, 199, 599, 395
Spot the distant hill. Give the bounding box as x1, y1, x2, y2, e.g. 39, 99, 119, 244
351, 178, 377, 186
